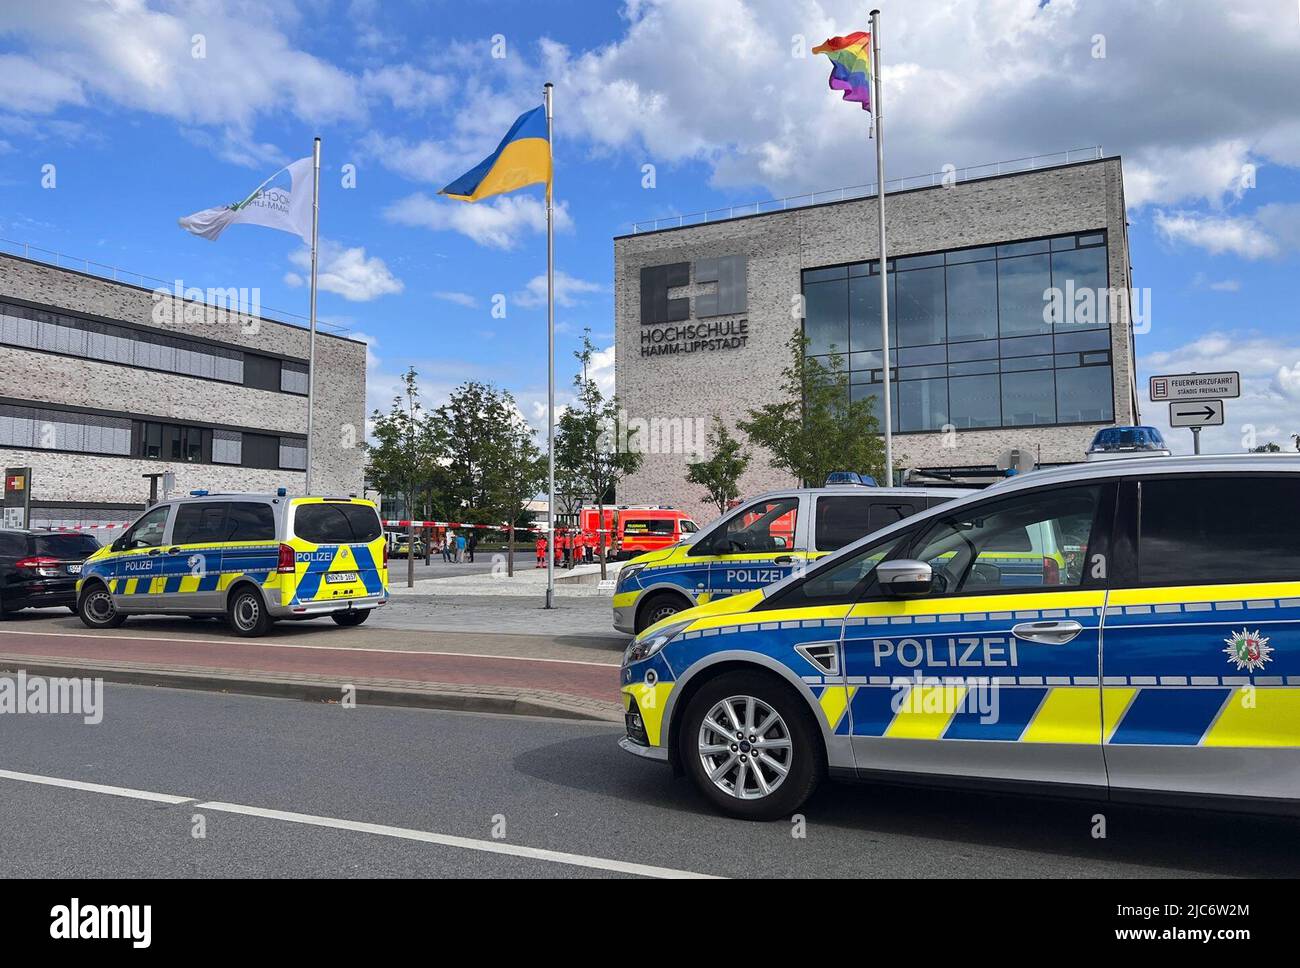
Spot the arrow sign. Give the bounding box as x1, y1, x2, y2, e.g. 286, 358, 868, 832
1169, 400, 1225, 428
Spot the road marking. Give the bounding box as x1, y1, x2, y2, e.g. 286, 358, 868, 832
0, 628, 621, 668
0, 768, 195, 805
0, 768, 717, 879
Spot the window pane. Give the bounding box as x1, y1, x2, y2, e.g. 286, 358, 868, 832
1056, 366, 1114, 423
225, 502, 277, 542
850, 380, 899, 433
803, 280, 848, 355
946, 246, 997, 265
945, 261, 998, 342
1001, 370, 1056, 425
912, 484, 1101, 594
998, 254, 1052, 337
817, 495, 883, 551
898, 377, 948, 431
849, 273, 896, 354
769, 534, 907, 607
704, 498, 799, 555
895, 266, 946, 347
948, 374, 1001, 428
1051, 246, 1109, 330
124, 505, 170, 550
1139, 478, 1300, 585
173, 503, 229, 545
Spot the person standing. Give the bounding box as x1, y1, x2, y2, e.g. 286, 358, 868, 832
443, 531, 454, 563
467, 529, 478, 563
535, 534, 546, 568
456, 532, 466, 563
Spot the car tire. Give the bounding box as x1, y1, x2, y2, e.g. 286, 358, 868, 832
331, 610, 370, 627
635, 592, 689, 634
227, 586, 272, 638
679, 670, 823, 821
78, 584, 127, 630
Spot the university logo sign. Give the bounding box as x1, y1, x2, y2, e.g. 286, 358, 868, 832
638, 255, 749, 357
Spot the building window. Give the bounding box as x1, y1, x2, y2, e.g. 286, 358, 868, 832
0, 403, 132, 455
279, 438, 307, 471
136, 421, 211, 463
0, 300, 309, 394
212, 429, 242, 465
802, 231, 1114, 433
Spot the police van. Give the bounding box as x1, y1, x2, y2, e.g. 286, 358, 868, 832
76, 491, 388, 637
619, 456, 1300, 819
612, 485, 971, 634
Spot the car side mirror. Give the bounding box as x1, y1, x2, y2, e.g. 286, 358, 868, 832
877, 559, 934, 597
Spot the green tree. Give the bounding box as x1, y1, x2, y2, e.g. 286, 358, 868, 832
365, 367, 445, 524
484, 391, 545, 577
686, 416, 750, 516
555, 330, 643, 579
438, 381, 507, 520
738, 331, 886, 486
1252, 442, 1282, 453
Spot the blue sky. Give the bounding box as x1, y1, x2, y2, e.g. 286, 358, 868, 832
2, 0, 1299, 455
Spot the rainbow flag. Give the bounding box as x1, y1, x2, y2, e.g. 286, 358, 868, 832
813, 31, 873, 111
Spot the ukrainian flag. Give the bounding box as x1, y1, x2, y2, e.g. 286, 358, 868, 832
439, 105, 551, 202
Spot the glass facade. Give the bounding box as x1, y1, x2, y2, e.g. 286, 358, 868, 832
0, 300, 310, 396
802, 232, 1114, 432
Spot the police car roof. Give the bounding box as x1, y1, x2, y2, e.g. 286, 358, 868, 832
743, 485, 977, 503
985, 453, 1300, 495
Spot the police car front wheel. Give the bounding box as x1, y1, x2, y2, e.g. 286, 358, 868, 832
680, 671, 822, 821
78, 585, 126, 630
227, 587, 272, 638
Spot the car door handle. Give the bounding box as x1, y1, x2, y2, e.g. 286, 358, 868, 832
1011, 620, 1083, 645
774, 555, 795, 565
166, 547, 181, 555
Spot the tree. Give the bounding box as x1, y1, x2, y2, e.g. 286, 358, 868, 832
1252, 442, 1283, 453
366, 367, 444, 524
484, 391, 545, 577
738, 331, 886, 486
555, 330, 643, 579
686, 416, 751, 516
438, 381, 507, 520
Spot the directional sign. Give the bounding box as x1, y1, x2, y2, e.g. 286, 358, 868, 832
1169, 400, 1224, 428
1149, 371, 1240, 402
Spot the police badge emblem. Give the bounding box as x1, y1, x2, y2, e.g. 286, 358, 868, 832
1223, 628, 1272, 673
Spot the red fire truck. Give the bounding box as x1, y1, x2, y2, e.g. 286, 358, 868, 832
577, 505, 700, 559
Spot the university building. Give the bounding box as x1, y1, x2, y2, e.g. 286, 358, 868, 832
0, 250, 366, 529
614, 154, 1140, 523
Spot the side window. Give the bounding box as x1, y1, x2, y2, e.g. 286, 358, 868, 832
172, 503, 229, 546
226, 502, 277, 542
764, 533, 910, 609
121, 505, 171, 550
909, 485, 1103, 595
694, 497, 799, 555
680, 520, 698, 534
0, 533, 27, 557
1138, 476, 1300, 586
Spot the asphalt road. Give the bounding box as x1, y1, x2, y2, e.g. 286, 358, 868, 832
3, 683, 1297, 879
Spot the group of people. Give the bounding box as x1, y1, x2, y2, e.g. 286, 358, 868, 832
430, 529, 477, 563
534, 529, 611, 569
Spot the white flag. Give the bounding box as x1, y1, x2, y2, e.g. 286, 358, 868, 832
178, 156, 315, 243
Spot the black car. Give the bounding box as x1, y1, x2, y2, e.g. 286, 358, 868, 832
0, 530, 102, 616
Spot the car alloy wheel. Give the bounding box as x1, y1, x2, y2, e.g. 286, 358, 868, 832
697, 695, 794, 801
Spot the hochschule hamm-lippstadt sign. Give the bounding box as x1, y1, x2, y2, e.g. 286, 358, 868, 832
639, 255, 750, 357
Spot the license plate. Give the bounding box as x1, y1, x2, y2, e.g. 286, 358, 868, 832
66, 564, 82, 575
325, 572, 359, 584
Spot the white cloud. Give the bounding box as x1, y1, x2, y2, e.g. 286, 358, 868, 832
0, 54, 83, 113
285, 240, 403, 302
383, 193, 571, 250
1153, 211, 1279, 259
360, 65, 454, 112
0, 1, 362, 128
433, 290, 478, 308
588, 343, 616, 398
515, 271, 604, 309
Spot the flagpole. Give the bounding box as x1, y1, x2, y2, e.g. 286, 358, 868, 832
305, 136, 321, 495
871, 9, 894, 483
544, 82, 556, 610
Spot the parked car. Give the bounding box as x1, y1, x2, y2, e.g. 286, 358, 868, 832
0, 529, 102, 616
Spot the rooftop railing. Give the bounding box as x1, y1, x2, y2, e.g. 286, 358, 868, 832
628, 147, 1105, 234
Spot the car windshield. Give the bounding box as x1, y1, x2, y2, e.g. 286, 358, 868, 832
33, 533, 101, 558
293, 502, 382, 543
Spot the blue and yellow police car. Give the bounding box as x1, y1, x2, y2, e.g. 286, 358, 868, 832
76, 491, 388, 637
619, 456, 1300, 820
612, 485, 970, 634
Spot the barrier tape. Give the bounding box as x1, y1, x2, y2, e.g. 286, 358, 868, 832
382, 519, 615, 535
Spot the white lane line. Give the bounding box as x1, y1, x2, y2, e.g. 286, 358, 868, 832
0, 769, 717, 879
0, 768, 195, 805
196, 802, 717, 879
0, 629, 620, 668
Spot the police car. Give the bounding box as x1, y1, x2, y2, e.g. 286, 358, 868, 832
76, 491, 388, 637
619, 456, 1300, 820
612, 485, 972, 634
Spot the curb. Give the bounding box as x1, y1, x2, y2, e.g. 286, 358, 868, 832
0, 655, 623, 724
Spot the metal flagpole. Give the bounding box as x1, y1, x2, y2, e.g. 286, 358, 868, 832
544, 83, 556, 610
870, 10, 894, 482
305, 136, 321, 495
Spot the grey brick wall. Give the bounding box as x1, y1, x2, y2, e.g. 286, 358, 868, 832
0, 254, 366, 507
614, 158, 1135, 524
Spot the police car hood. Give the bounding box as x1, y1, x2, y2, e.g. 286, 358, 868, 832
677, 588, 767, 625
627, 545, 682, 567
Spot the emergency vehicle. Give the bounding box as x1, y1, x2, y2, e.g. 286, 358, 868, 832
613, 485, 970, 634
76, 491, 388, 637
578, 506, 699, 559
619, 456, 1300, 820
